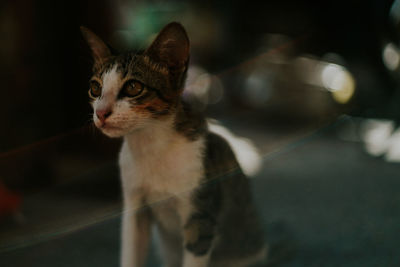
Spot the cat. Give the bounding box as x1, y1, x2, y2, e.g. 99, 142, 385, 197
81, 22, 267, 267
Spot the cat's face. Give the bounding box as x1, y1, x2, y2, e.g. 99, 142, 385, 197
82, 23, 190, 137
88, 55, 175, 137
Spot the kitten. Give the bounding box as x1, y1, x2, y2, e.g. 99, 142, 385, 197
81, 22, 266, 267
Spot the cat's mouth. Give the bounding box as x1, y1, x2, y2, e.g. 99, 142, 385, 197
94, 120, 122, 131
100, 123, 121, 130
96, 122, 125, 137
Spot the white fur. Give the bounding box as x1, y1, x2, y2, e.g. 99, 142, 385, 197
92, 65, 121, 116
92, 65, 210, 266
92, 64, 155, 137
209, 246, 268, 267
208, 119, 262, 177
183, 251, 211, 267
119, 117, 206, 267
119, 118, 205, 202
93, 63, 261, 267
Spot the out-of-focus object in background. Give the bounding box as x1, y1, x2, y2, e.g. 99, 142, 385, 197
295, 55, 356, 105
183, 65, 224, 111
382, 43, 400, 71
390, 0, 400, 27
361, 119, 400, 162
0, 181, 23, 223
230, 48, 356, 121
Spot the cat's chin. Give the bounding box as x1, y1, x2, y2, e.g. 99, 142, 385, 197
101, 130, 125, 138
97, 123, 146, 138
97, 125, 127, 138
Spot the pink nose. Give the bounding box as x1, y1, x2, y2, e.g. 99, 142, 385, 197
96, 109, 112, 122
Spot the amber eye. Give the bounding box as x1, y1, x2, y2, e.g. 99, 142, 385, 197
121, 80, 144, 97
89, 80, 102, 99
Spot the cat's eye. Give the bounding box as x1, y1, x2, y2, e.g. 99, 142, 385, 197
121, 80, 144, 98
89, 80, 102, 99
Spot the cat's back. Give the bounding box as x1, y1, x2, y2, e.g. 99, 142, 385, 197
201, 132, 267, 266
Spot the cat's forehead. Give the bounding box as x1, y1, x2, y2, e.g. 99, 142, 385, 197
92, 53, 135, 78
92, 53, 170, 90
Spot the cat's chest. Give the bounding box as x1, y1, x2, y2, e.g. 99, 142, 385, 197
119, 135, 205, 203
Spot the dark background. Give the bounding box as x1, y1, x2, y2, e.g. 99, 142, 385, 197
0, 0, 398, 154
1, 0, 400, 266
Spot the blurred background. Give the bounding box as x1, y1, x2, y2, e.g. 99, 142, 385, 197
1, 0, 400, 266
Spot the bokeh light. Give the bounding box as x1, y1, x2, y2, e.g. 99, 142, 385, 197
361, 119, 395, 157
244, 70, 274, 108
390, 0, 400, 24
385, 128, 400, 162
382, 43, 400, 71
321, 63, 356, 104
183, 65, 224, 110
294, 56, 356, 104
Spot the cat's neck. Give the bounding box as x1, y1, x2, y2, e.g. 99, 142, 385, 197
123, 100, 207, 157
123, 115, 176, 157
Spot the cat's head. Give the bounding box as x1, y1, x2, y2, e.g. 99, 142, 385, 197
81, 22, 190, 137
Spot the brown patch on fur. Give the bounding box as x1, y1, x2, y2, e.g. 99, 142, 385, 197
133, 97, 172, 118
184, 222, 200, 245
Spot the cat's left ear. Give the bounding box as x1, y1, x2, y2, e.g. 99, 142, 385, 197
145, 22, 190, 71
80, 26, 112, 64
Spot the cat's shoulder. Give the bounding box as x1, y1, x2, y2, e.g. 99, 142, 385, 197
174, 101, 207, 141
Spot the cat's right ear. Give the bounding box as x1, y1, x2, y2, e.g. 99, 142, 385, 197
80, 26, 111, 64
144, 22, 190, 71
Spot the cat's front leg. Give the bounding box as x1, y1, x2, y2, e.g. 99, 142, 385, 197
121, 196, 152, 267
182, 213, 216, 267
183, 251, 211, 267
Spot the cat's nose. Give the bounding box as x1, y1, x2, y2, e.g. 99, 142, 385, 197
96, 109, 112, 122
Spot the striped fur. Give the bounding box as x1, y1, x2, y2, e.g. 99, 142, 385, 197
82, 22, 266, 267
